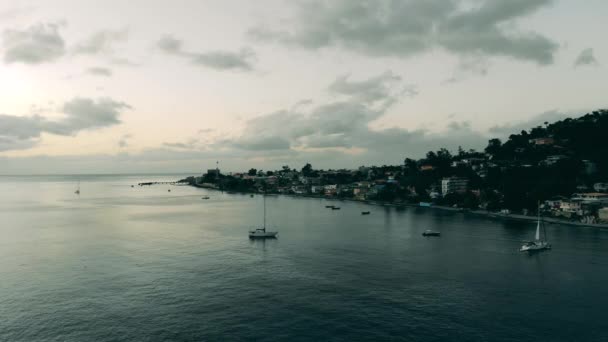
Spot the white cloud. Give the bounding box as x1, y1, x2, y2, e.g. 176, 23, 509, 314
0, 97, 131, 151
2, 22, 66, 64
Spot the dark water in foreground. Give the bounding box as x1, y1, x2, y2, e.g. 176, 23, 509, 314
1, 175, 608, 341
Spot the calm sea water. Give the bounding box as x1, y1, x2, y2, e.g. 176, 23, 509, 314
1, 174, 608, 341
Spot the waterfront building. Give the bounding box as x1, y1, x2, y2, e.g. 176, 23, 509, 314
311, 185, 324, 194
542, 155, 568, 166
599, 208, 608, 222
571, 192, 608, 203
593, 183, 608, 192
441, 177, 468, 196
353, 187, 369, 200
324, 184, 338, 196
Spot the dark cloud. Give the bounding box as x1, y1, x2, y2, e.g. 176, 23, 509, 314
443, 55, 490, 84
157, 35, 182, 54
249, 0, 558, 65
328, 71, 404, 103
157, 35, 255, 71
231, 136, 292, 151
222, 71, 488, 163
0, 97, 130, 151
574, 48, 598, 67
72, 28, 128, 55
2, 22, 66, 64
190, 48, 255, 71
488, 110, 575, 137
86, 66, 112, 77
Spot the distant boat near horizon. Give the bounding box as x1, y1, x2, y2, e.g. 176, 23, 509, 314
422, 230, 440, 237
361, 211, 370, 215
74, 181, 80, 195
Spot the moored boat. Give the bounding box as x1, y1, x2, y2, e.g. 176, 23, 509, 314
422, 230, 440, 236
249, 194, 278, 239
520, 205, 551, 252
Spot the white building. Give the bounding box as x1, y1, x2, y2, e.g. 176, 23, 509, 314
593, 183, 608, 192
441, 177, 468, 196
571, 193, 608, 204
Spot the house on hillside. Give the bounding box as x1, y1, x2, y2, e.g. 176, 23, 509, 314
530, 137, 555, 145
441, 177, 468, 196
593, 183, 608, 192
542, 155, 567, 166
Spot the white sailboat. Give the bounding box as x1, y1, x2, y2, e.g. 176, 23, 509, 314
74, 181, 80, 195
249, 194, 278, 239
520, 206, 551, 252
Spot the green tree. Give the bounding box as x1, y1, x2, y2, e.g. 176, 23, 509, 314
301, 163, 313, 176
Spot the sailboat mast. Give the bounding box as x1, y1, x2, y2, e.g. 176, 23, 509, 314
263, 193, 266, 230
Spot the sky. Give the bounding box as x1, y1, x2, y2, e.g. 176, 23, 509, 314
0, 0, 606, 174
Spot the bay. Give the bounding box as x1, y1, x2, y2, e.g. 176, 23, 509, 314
1, 175, 607, 341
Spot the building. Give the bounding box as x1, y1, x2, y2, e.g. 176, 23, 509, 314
441, 177, 468, 196
353, 187, 369, 200
593, 183, 608, 192
311, 185, 324, 194
206, 169, 220, 177
530, 137, 555, 145
542, 155, 567, 166
324, 184, 337, 196
571, 193, 608, 204
599, 208, 608, 222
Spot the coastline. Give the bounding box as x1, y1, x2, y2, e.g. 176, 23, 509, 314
190, 183, 608, 229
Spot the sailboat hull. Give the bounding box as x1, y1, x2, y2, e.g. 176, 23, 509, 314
520, 241, 551, 252
248, 230, 278, 239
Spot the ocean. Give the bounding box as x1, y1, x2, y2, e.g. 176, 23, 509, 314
1, 174, 607, 341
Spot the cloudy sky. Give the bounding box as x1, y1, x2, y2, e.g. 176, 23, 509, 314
0, 0, 606, 174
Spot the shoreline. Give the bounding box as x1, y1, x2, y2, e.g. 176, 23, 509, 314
190, 183, 608, 229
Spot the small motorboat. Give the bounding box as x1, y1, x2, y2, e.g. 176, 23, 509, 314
201, 196, 210, 199
331, 207, 341, 210
422, 230, 440, 236
361, 211, 371, 215
325, 205, 334, 208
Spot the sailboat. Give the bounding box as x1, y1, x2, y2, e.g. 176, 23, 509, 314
249, 194, 278, 239
74, 181, 80, 195
520, 205, 551, 252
